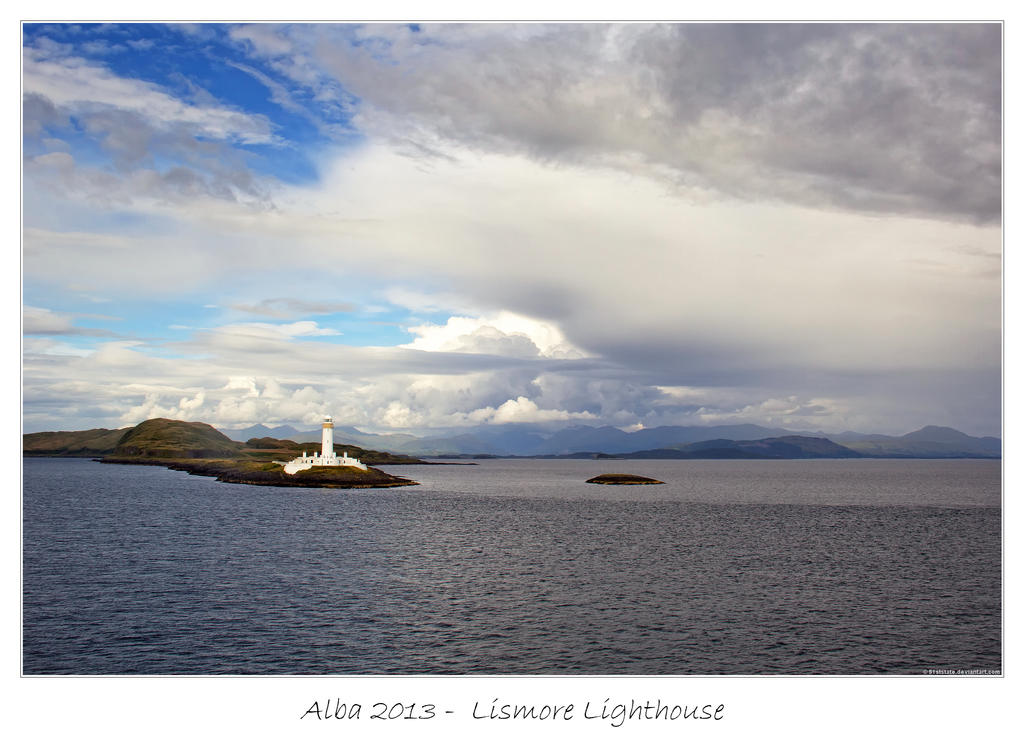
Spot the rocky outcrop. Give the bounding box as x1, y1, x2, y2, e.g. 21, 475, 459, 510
586, 473, 664, 485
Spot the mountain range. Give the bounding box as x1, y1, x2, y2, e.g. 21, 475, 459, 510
220, 422, 1000, 459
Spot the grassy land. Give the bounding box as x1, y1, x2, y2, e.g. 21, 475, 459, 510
22, 428, 126, 456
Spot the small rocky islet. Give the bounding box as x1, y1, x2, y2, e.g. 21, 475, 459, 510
585, 473, 665, 485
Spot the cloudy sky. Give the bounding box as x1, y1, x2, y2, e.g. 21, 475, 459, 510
21, 22, 1002, 437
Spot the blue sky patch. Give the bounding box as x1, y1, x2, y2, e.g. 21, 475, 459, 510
23, 22, 360, 187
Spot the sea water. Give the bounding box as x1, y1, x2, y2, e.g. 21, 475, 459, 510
22, 457, 1000, 674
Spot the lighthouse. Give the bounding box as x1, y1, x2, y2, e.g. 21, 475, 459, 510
279, 414, 368, 474
322, 415, 334, 458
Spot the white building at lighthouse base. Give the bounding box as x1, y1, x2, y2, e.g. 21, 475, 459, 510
280, 415, 367, 474
282, 450, 367, 474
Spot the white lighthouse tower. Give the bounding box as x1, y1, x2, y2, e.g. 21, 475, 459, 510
322, 415, 334, 457
280, 415, 367, 474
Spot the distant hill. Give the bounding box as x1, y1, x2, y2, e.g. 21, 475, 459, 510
23, 427, 126, 456
626, 424, 820, 452
612, 435, 862, 460
221, 423, 306, 442
221, 422, 429, 453
241, 421, 823, 457
430, 422, 815, 456
412, 423, 999, 458
28, 419, 999, 461
833, 426, 1000, 458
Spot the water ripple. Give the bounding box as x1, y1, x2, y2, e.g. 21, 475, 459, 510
23, 458, 1000, 674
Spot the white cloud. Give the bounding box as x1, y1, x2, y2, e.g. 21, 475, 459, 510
222, 376, 259, 395
694, 396, 843, 428
471, 396, 596, 425
211, 321, 341, 340
24, 226, 225, 295
22, 337, 94, 358
351, 393, 598, 430
23, 305, 116, 337
21, 139, 1001, 435
379, 400, 427, 429
292, 144, 998, 376
24, 305, 75, 334
179, 391, 206, 411
229, 298, 356, 318
383, 287, 478, 314
402, 312, 588, 359
31, 151, 74, 172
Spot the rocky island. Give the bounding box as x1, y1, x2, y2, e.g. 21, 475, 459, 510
25, 418, 420, 489
102, 457, 418, 489
586, 473, 665, 485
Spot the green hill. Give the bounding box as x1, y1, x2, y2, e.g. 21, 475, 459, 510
112, 419, 243, 459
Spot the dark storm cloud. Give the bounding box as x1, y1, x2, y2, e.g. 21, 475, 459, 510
301, 23, 1000, 223
644, 24, 1002, 222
